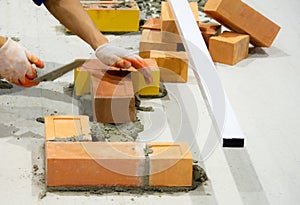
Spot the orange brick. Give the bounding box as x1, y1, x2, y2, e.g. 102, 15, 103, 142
209, 31, 250, 65
139, 29, 184, 52
148, 142, 193, 187
161, 2, 199, 36
141, 18, 161, 31
139, 50, 188, 83
44, 115, 91, 141
89, 60, 136, 123
199, 22, 221, 47
46, 142, 146, 187
204, 0, 280, 47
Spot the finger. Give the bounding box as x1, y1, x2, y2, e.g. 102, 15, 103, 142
17, 76, 39, 87
113, 59, 131, 69
126, 57, 148, 69
25, 50, 44, 68
25, 67, 37, 80
127, 58, 153, 84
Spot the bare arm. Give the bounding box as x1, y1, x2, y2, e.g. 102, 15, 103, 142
44, 0, 108, 50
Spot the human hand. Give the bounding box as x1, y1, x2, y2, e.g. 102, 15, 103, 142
95, 43, 153, 84
0, 38, 44, 87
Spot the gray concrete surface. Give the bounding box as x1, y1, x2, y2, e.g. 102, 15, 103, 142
0, 0, 299, 205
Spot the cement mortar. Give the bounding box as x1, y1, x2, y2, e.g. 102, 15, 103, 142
52, 134, 91, 142
47, 164, 207, 194
90, 118, 144, 142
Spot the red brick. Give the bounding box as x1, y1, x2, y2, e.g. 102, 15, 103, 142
46, 142, 146, 187
44, 115, 91, 141
141, 18, 161, 31
88, 60, 136, 123
204, 0, 280, 47
161, 2, 199, 36
139, 29, 183, 52
148, 142, 193, 187
139, 50, 188, 83
209, 31, 250, 65
199, 22, 221, 47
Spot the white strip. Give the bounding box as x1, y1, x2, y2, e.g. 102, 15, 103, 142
167, 0, 244, 142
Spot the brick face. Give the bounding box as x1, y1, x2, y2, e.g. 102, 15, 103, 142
139, 29, 183, 52
204, 0, 280, 47
161, 2, 199, 36
44, 115, 91, 141
148, 142, 193, 187
89, 60, 136, 123
46, 142, 146, 187
139, 50, 188, 83
209, 31, 250, 65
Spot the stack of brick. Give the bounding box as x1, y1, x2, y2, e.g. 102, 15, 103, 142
140, 2, 196, 83
203, 0, 280, 65
140, 2, 223, 81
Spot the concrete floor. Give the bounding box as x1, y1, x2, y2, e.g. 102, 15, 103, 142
0, 0, 299, 204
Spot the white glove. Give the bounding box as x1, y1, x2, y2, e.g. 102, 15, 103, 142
95, 43, 153, 84
0, 38, 44, 87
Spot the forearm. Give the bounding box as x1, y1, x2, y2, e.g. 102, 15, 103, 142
44, 0, 108, 50
0, 36, 8, 48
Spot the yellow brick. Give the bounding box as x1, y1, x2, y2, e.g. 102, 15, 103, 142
131, 59, 160, 96
83, 1, 140, 32
74, 67, 91, 96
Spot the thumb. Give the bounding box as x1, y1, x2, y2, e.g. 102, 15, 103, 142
25, 50, 44, 69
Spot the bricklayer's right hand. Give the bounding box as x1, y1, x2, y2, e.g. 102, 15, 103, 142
95, 43, 153, 84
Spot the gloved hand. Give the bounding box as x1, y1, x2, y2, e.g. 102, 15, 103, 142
0, 38, 44, 87
95, 43, 153, 84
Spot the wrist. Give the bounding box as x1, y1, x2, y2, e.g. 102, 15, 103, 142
91, 35, 109, 50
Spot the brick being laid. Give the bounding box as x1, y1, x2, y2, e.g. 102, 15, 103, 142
89, 60, 136, 124
209, 31, 250, 65
204, 0, 280, 47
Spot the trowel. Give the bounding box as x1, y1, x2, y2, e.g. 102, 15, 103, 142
33, 59, 86, 82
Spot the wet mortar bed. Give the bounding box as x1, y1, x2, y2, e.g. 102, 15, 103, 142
47, 164, 208, 194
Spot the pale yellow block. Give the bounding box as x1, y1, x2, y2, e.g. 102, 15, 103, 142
131, 59, 160, 96
74, 68, 91, 96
